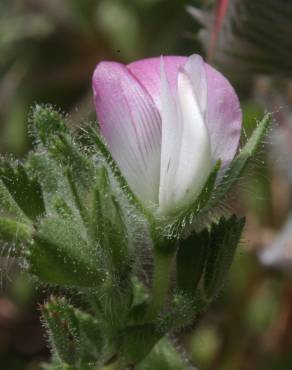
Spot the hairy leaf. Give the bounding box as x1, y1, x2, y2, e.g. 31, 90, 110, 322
204, 215, 245, 298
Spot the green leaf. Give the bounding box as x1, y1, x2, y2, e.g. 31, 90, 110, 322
27, 217, 104, 287
42, 298, 79, 366
28, 153, 87, 230
136, 337, 188, 370
0, 217, 33, 252
93, 167, 130, 276
204, 215, 245, 299
0, 179, 30, 223
30, 105, 68, 147
0, 159, 45, 220
30, 105, 98, 225
42, 297, 102, 368
122, 323, 164, 365
28, 153, 67, 215
42, 356, 73, 370
176, 228, 209, 296
48, 132, 97, 194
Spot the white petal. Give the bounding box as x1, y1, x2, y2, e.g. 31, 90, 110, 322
158, 61, 212, 215
158, 59, 182, 214
173, 70, 212, 209
183, 54, 207, 115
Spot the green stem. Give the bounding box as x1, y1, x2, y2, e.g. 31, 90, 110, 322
144, 249, 175, 321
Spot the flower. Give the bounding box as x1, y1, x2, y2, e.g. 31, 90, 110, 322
92, 54, 242, 216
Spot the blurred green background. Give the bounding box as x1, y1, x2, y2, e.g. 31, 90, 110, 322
1, 1, 292, 369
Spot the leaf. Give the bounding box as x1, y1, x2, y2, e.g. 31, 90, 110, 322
49, 132, 97, 193
0, 158, 45, 220
28, 111, 133, 284
136, 337, 188, 370
30, 105, 68, 147
27, 217, 104, 287
42, 297, 102, 368
0, 179, 30, 223
28, 153, 87, 233
204, 215, 245, 299
0, 217, 33, 249
30, 105, 97, 223
42, 356, 73, 370
92, 167, 131, 276
28, 153, 68, 215
176, 228, 209, 296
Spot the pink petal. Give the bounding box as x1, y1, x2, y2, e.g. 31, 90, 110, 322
204, 64, 242, 165
129, 55, 242, 165
92, 61, 161, 207
128, 56, 187, 110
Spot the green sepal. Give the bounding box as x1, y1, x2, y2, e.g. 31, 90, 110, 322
42, 297, 102, 368
176, 228, 209, 296
204, 215, 245, 299
208, 113, 272, 209
27, 217, 104, 287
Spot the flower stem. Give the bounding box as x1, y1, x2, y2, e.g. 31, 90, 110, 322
144, 248, 175, 321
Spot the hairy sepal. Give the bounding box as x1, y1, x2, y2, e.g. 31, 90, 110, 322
207, 113, 272, 209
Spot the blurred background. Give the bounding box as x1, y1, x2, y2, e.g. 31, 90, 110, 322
0, 0, 292, 369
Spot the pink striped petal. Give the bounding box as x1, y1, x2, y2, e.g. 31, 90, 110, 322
128, 56, 187, 110
205, 64, 242, 165
92, 61, 162, 207
129, 55, 241, 165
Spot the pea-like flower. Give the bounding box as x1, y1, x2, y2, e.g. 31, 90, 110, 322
92, 55, 242, 216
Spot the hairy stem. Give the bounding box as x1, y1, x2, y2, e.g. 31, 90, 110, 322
144, 248, 175, 321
